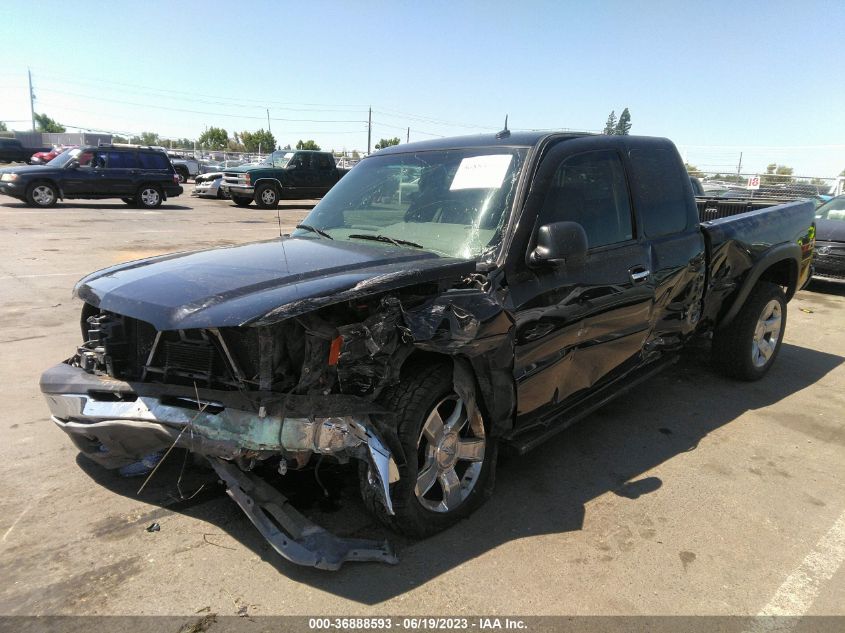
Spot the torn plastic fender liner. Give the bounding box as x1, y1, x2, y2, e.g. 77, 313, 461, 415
211, 458, 397, 570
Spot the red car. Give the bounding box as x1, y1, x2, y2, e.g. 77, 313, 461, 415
30, 146, 74, 165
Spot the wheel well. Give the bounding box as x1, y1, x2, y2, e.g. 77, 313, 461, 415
758, 258, 798, 300
396, 350, 503, 435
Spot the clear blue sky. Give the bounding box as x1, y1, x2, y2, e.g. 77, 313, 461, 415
1, 0, 843, 176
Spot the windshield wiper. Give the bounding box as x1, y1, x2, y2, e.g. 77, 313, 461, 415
348, 234, 423, 248
295, 224, 333, 240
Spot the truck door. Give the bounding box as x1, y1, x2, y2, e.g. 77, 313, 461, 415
313, 152, 337, 196
286, 152, 314, 196
510, 146, 655, 424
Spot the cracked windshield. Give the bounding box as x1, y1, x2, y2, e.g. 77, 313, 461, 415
294, 148, 528, 259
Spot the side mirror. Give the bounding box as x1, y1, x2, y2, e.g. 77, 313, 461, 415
529, 221, 589, 267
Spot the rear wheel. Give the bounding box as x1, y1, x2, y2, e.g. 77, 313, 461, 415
359, 360, 497, 538
712, 281, 786, 381
26, 182, 58, 208
255, 183, 279, 209
175, 167, 189, 184
232, 196, 252, 207
135, 184, 163, 209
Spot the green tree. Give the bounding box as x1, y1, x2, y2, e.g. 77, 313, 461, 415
139, 131, 160, 145
684, 163, 703, 177
603, 111, 617, 135
0, 121, 7, 132
375, 137, 400, 150
614, 108, 632, 135
839, 168, 844, 177
240, 129, 276, 153
761, 163, 794, 185
198, 127, 229, 150
283, 144, 292, 150
296, 139, 320, 150
351, 150, 360, 160
34, 113, 65, 133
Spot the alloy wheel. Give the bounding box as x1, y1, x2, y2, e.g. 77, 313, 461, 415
415, 395, 485, 513
32, 185, 55, 206
140, 188, 160, 207
752, 299, 782, 368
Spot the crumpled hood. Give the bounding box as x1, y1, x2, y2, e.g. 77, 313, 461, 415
74, 237, 476, 330
816, 219, 845, 243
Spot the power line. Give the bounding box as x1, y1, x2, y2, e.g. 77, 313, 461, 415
36, 87, 366, 123
30, 68, 369, 110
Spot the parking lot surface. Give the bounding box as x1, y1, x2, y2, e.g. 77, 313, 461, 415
0, 189, 843, 617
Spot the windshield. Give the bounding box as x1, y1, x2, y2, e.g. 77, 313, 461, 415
293, 147, 528, 259
270, 151, 295, 168
815, 195, 845, 221
47, 148, 81, 167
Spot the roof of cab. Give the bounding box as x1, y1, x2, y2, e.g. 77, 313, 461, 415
372, 131, 593, 155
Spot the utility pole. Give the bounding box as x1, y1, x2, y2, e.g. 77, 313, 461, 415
736, 152, 743, 176
28, 68, 36, 132
367, 107, 372, 155
266, 109, 271, 134
407, 127, 410, 143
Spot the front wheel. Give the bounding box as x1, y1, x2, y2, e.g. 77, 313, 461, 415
136, 185, 163, 209
712, 281, 786, 381
254, 183, 279, 209
359, 361, 497, 538
175, 167, 189, 184
26, 182, 58, 208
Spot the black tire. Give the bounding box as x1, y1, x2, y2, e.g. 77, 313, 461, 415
25, 181, 58, 208
216, 187, 227, 200
175, 167, 189, 184
254, 182, 279, 209
121, 197, 134, 205
135, 184, 163, 209
359, 359, 497, 538
712, 281, 787, 381
232, 196, 252, 207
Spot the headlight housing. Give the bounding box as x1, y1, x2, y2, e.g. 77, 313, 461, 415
0, 173, 19, 182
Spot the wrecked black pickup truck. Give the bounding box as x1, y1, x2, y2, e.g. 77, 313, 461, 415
40, 131, 815, 569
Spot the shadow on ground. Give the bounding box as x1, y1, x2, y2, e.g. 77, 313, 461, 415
77, 342, 843, 604
1, 201, 194, 211
806, 278, 845, 297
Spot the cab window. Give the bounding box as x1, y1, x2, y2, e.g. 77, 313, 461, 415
537, 150, 634, 249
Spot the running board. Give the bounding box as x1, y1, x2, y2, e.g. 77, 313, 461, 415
505, 356, 678, 456
210, 458, 398, 570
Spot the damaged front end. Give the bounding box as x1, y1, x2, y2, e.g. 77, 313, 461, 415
41, 275, 515, 569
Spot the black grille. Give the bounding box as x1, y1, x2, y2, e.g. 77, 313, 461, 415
163, 340, 218, 376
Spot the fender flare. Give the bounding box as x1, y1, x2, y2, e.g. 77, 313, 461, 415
252, 177, 288, 195
717, 242, 800, 330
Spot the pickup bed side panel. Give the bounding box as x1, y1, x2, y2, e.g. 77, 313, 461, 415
699, 199, 815, 327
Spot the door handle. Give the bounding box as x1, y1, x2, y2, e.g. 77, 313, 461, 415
629, 266, 650, 283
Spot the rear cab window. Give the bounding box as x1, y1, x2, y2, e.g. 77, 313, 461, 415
627, 144, 697, 237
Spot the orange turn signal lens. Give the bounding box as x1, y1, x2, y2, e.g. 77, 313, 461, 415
328, 336, 343, 366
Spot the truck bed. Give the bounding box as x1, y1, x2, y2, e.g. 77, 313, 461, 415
698, 199, 815, 326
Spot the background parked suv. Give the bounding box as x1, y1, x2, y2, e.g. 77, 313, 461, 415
0, 145, 183, 208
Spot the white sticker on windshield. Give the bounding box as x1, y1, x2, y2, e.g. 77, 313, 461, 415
449, 154, 513, 190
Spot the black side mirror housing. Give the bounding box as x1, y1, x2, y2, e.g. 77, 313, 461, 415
529, 221, 589, 267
